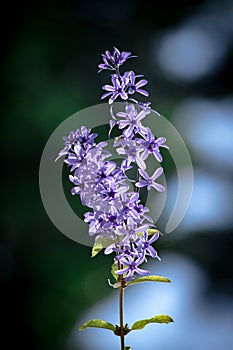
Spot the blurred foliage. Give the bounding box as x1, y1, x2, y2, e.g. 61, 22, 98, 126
1, 1, 233, 350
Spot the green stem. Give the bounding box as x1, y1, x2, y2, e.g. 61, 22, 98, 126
119, 275, 125, 350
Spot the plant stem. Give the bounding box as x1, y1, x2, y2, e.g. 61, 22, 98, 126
119, 275, 125, 350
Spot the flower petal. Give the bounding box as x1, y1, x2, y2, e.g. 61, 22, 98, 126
136, 89, 149, 97
102, 84, 115, 91
136, 155, 146, 169
152, 183, 165, 192
139, 169, 149, 180
136, 79, 148, 88
152, 167, 163, 180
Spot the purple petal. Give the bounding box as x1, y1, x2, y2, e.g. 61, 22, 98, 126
152, 183, 165, 192
101, 92, 113, 100
109, 93, 119, 104
136, 89, 149, 97
153, 150, 163, 162
124, 125, 134, 138
136, 79, 148, 88
120, 90, 128, 100
118, 120, 130, 128
136, 155, 146, 169
146, 246, 157, 257
129, 208, 141, 220
148, 233, 159, 244
117, 112, 127, 118
139, 169, 149, 180
135, 180, 148, 188
71, 187, 80, 195
136, 110, 148, 121
152, 167, 163, 180
135, 267, 149, 275
102, 84, 115, 92
115, 267, 129, 275
141, 148, 149, 161
129, 70, 136, 84
130, 192, 139, 202
113, 47, 120, 55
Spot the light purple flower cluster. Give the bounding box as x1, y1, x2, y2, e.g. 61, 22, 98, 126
57, 48, 168, 281
99, 47, 149, 104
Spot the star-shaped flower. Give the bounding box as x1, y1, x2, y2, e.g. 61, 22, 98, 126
136, 168, 165, 192
101, 74, 128, 104
98, 47, 136, 72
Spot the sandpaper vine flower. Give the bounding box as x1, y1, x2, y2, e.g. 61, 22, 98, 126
57, 47, 173, 350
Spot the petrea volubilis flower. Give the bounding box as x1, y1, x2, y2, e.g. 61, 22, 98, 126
138, 127, 169, 162
98, 47, 136, 72
57, 47, 173, 349
57, 49, 169, 282
115, 256, 149, 281
127, 71, 149, 97
136, 168, 165, 192
115, 139, 146, 169
101, 74, 128, 103
116, 103, 148, 138
99, 47, 149, 104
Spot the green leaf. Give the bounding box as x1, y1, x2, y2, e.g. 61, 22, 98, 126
111, 262, 119, 281
124, 347, 131, 350
137, 229, 159, 237
79, 319, 116, 332
126, 275, 171, 286
147, 229, 160, 236
91, 237, 116, 257
131, 315, 174, 330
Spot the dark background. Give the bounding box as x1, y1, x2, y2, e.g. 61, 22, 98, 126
1, 0, 233, 349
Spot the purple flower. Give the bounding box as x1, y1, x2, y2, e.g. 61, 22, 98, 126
63, 130, 79, 147
118, 192, 141, 221
97, 178, 123, 202
136, 232, 160, 260
136, 168, 165, 192
117, 217, 149, 243
115, 256, 149, 281
101, 74, 128, 104
102, 210, 122, 231
98, 47, 136, 72
128, 98, 152, 111
120, 159, 133, 173
56, 48, 170, 281
138, 127, 169, 162
96, 161, 117, 183
113, 244, 138, 260
64, 144, 86, 172
84, 211, 106, 236
77, 126, 98, 149
56, 127, 97, 162
115, 139, 146, 169
127, 71, 149, 97
134, 203, 153, 224
69, 173, 85, 196
55, 146, 70, 161
116, 103, 148, 138
56, 130, 80, 161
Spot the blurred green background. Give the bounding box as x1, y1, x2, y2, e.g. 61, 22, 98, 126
1, 0, 233, 349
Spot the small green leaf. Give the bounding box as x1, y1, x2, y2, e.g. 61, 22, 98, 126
124, 347, 131, 350
147, 229, 160, 236
137, 229, 160, 237
91, 237, 116, 257
136, 231, 143, 237
131, 315, 174, 330
126, 275, 171, 286
111, 262, 119, 281
79, 319, 116, 332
